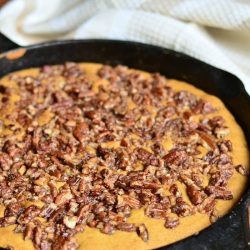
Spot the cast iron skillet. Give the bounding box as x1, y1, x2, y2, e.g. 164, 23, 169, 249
0, 38, 250, 250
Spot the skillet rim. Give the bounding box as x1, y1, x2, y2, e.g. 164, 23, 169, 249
0, 38, 249, 99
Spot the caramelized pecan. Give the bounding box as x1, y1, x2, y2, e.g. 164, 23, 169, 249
172, 197, 193, 217
145, 203, 167, 219
55, 190, 73, 206
136, 224, 149, 242
116, 223, 136, 232
186, 185, 206, 205
134, 147, 159, 166
205, 186, 233, 200
73, 122, 89, 143
235, 164, 249, 176
100, 223, 115, 235
117, 195, 141, 209
164, 216, 180, 229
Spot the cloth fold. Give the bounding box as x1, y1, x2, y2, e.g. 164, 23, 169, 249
0, 0, 249, 94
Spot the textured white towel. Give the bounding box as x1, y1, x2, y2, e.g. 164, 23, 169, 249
0, 0, 250, 94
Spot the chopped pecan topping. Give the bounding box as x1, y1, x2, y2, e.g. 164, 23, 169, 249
0, 63, 244, 249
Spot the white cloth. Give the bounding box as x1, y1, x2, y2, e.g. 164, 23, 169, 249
0, 0, 250, 94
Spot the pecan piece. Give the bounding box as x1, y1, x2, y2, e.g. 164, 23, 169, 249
116, 205, 131, 218
0, 152, 13, 171
4, 203, 23, 217
55, 190, 73, 206
117, 195, 141, 209
217, 140, 232, 153
34, 225, 42, 247
104, 174, 119, 189
136, 224, 149, 242
120, 138, 129, 147
73, 121, 89, 143
116, 223, 136, 232
198, 196, 216, 214
163, 149, 188, 166
172, 197, 193, 217
186, 185, 206, 205
101, 223, 115, 235
77, 204, 92, 223
0, 216, 17, 227
18, 205, 41, 224
169, 184, 182, 198
205, 186, 233, 200
214, 126, 230, 139
235, 164, 249, 176
164, 216, 179, 229
209, 169, 233, 187
198, 131, 217, 150
24, 223, 34, 240
49, 207, 65, 223
210, 209, 219, 223
63, 216, 78, 229
40, 203, 57, 219
134, 147, 159, 166
145, 203, 167, 219
209, 116, 225, 127
52, 236, 79, 250
129, 180, 159, 190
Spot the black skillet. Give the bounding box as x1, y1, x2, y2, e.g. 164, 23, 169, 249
0, 35, 250, 250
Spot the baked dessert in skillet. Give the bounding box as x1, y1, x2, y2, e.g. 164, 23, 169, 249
0, 63, 249, 250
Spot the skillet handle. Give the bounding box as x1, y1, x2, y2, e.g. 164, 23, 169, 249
0, 33, 19, 53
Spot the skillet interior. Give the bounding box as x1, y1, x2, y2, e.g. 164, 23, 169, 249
0, 39, 249, 250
